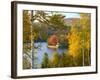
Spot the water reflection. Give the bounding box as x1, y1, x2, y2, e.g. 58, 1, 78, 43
33, 42, 67, 68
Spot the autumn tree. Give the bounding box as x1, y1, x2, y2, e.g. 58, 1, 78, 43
80, 13, 91, 66
23, 10, 32, 69
67, 26, 82, 57
66, 13, 91, 66
23, 10, 31, 43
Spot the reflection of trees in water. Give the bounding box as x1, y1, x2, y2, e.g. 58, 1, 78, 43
32, 43, 42, 68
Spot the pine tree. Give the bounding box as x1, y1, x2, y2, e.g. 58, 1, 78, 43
50, 52, 60, 67
41, 53, 49, 68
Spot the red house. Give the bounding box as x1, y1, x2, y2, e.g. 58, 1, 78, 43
48, 35, 58, 46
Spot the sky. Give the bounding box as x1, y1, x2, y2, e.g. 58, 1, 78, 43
45, 11, 81, 18
62, 12, 80, 18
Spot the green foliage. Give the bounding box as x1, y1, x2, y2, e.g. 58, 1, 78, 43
50, 52, 60, 67
60, 52, 81, 67
48, 14, 66, 29
41, 53, 49, 68
58, 34, 68, 48
84, 50, 91, 66
60, 53, 68, 67
31, 11, 69, 42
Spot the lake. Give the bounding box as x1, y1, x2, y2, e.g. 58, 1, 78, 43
33, 42, 67, 68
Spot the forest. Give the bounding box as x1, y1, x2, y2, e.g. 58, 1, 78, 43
23, 10, 91, 69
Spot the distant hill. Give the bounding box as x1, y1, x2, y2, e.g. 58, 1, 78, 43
64, 18, 80, 26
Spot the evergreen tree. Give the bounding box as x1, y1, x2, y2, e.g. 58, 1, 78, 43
50, 52, 60, 67
41, 53, 49, 68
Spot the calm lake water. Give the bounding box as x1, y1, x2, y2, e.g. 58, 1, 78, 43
33, 42, 67, 68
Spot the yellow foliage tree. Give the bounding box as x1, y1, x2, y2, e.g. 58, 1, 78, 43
80, 13, 91, 51
23, 10, 31, 43
23, 10, 32, 69
80, 13, 91, 66
67, 26, 82, 57
66, 13, 91, 66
